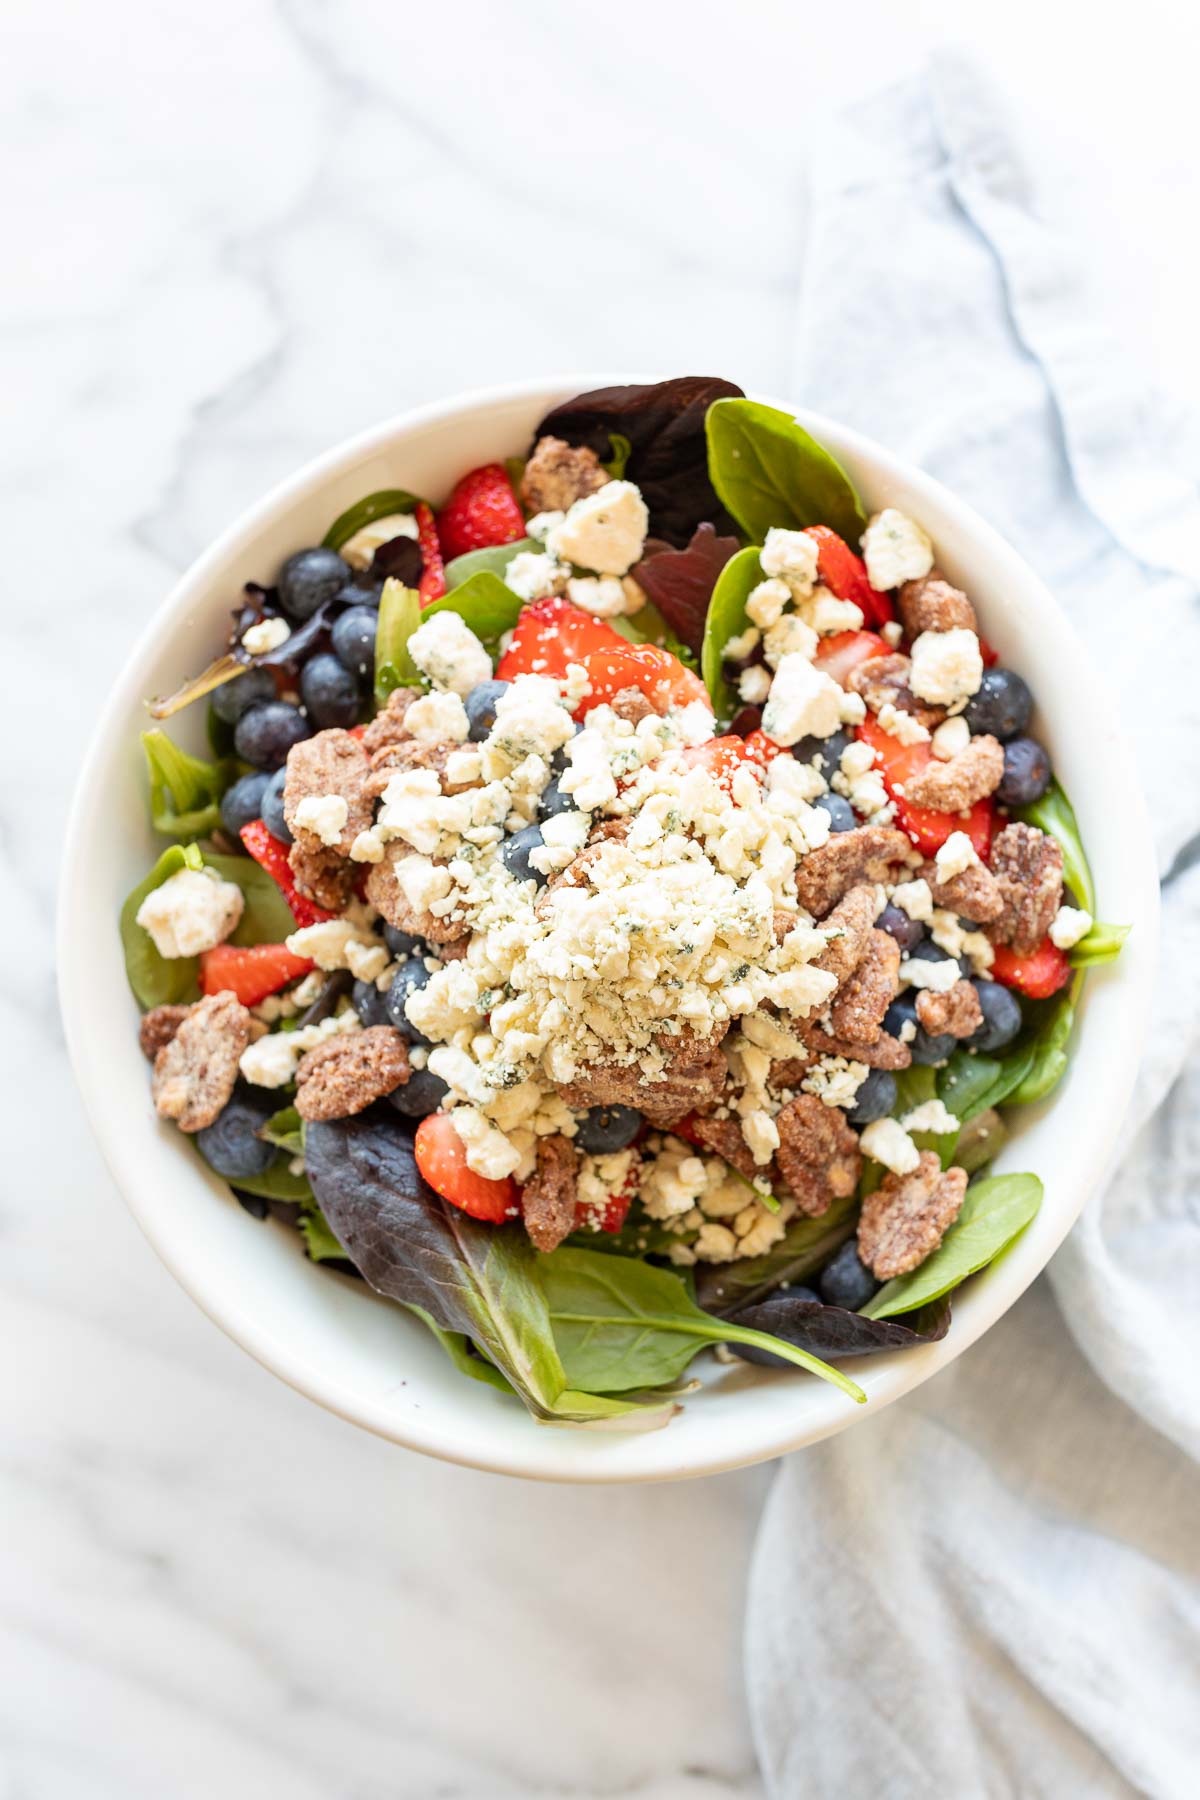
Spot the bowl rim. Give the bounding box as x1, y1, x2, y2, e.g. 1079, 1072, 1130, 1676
58, 374, 1160, 1483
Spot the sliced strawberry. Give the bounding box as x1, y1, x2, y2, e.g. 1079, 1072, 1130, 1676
573, 1155, 638, 1235
978, 635, 999, 668
805, 526, 893, 628
990, 938, 1073, 1000
415, 501, 446, 603
575, 644, 711, 721
813, 629, 891, 688
857, 716, 994, 858
240, 819, 334, 929
199, 942, 313, 1006
435, 463, 526, 563
683, 734, 766, 791
741, 728, 786, 769
495, 595, 627, 682
414, 1113, 515, 1224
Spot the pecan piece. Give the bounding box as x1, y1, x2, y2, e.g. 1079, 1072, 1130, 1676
294, 1026, 410, 1121
687, 1112, 758, 1181
802, 1025, 912, 1070
857, 1151, 968, 1278
364, 844, 466, 944
900, 735, 1004, 811
284, 728, 373, 850
795, 826, 914, 918
774, 1092, 862, 1218
989, 823, 1064, 955
915, 979, 983, 1040
610, 685, 655, 724
521, 435, 609, 516
849, 654, 945, 727
289, 839, 357, 912
522, 1135, 580, 1253
811, 883, 877, 985
364, 736, 477, 801
139, 1003, 191, 1060
767, 1055, 815, 1091
151, 992, 251, 1133
897, 572, 977, 637
828, 928, 901, 1044
556, 1026, 729, 1129
922, 857, 1004, 924
361, 687, 423, 755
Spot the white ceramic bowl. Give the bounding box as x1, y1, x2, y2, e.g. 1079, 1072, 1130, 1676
59, 376, 1159, 1483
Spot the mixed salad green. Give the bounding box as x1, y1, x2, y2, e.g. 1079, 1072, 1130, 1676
120, 377, 1127, 1430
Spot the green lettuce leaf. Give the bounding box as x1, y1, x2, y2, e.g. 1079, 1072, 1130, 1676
706, 398, 868, 545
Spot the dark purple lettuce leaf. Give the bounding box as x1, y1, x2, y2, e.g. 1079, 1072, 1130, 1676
722, 1290, 951, 1366
631, 524, 741, 656
532, 376, 745, 547
370, 534, 424, 585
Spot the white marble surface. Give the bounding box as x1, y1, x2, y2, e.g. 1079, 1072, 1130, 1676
4, 2, 1197, 1794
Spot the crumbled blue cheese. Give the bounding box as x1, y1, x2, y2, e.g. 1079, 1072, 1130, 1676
483, 675, 575, 770
505, 550, 566, 602
293, 794, 349, 847
545, 480, 649, 575
241, 616, 291, 655
763, 613, 818, 669
746, 577, 791, 629
899, 953, 962, 992
135, 868, 244, 959
407, 611, 493, 696
1049, 904, 1093, 950
760, 527, 819, 595
239, 1009, 361, 1088
900, 1098, 960, 1136
449, 1106, 523, 1179
861, 509, 934, 591
909, 629, 983, 708
525, 510, 565, 542
286, 917, 384, 973
404, 690, 470, 745
565, 574, 639, 617
930, 715, 970, 761
890, 877, 934, 922
723, 625, 761, 663
798, 587, 864, 636
738, 665, 772, 704
339, 512, 417, 571
762, 653, 845, 746
803, 1056, 869, 1109
877, 702, 930, 746
934, 830, 980, 882
860, 1116, 921, 1174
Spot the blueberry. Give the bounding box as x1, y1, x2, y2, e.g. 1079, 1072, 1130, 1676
884, 996, 955, 1066
996, 735, 1052, 808
464, 680, 510, 742
792, 729, 849, 781
352, 977, 391, 1028
300, 652, 361, 730
388, 1066, 451, 1119
963, 667, 1033, 741
337, 576, 383, 609
260, 766, 292, 843
550, 723, 582, 776
277, 546, 351, 622
575, 1105, 643, 1154
386, 957, 432, 1044
968, 979, 1023, 1053
909, 939, 969, 977
219, 770, 270, 839
538, 776, 575, 820
876, 902, 925, 953
331, 605, 380, 682
846, 1068, 897, 1127
501, 824, 547, 885
234, 700, 311, 770
815, 793, 856, 833
383, 923, 422, 957
818, 1240, 879, 1311
211, 666, 276, 725
195, 1088, 279, 1180
785, 1285, 822, 1307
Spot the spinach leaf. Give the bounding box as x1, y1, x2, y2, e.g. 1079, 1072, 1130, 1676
1018, 778, 1095, 911
373, 579, 423, 705
444, 538, 538, 589
610, 603, 700, 671
203, 852, 297, 946
700, 545, 764, 718
938, 1041, 1035, 1122
260, 1104, 303, 1156
725, 1291, 950, 1363
1071, 922, 1130, 967
543, 1247, 866, 1403
141, 730, 231, 839
221, 1157, 314, 1204
603, 432, 632, 479
423, 570, 525, 647
299, 1204, 352, 1262
953, 1107, 1007, 1175
693, 1192, 858, 1314
304, 1114, 678, 1425
1008, 982, 1078, 1106
406, 1306, 517, 1394
322, 488, 424, 553
862, 1172, 1043, 1319
631, 524, 741, 657
706, 398, 868, 546
119, 843, 205, 1008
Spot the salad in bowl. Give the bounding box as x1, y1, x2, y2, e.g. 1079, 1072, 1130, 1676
117, 377, 1129, 1432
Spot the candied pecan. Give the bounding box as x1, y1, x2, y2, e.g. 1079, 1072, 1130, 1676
521, 435, 609, 515
284, 728, 373, 851
849, 654, 945, 727
687, 1112, 758, 1180
989, 823, 1064, 955
522, 1134, 580, 1253
139, 1003, 191, 1060
361, 687, 423, 754
151, 992, 250, 1133
774, 1093, 862, 1218
897, 572, 976, 637
556, 1026, 729, 1128
915, 979, 983, 1040
436, 936, 471, 962
364, 844, 466, 944
922, 857, 1004, 924
828, 928, 901, 1044
858, 1152, 968, 1278
767, 1055, 814, 1091
900, 735, 1004, 811
795, 826, 914, 918
294, 1026, 410, 1122
802, 1024, 912, 1069
610, 685, 655, 724
290, 838, 356, 911
364, 737, 476, 801
811, 883, 877, 984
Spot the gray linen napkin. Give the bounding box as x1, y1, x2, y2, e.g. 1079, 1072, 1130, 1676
747, 56, 1200, 1800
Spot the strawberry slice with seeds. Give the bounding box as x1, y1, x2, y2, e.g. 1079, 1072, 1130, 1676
435, 463, 526, 563
857, 715, 993, 858
495, 595, 627, 682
